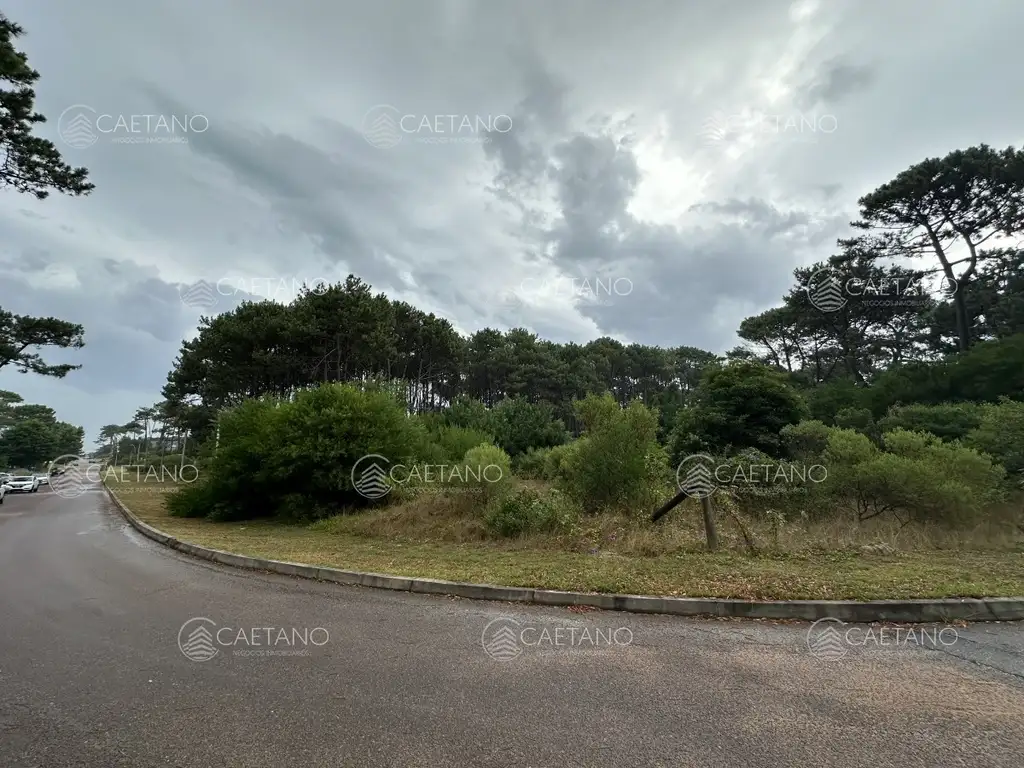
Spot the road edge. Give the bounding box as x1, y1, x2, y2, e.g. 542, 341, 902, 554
105, 485, 1024, 622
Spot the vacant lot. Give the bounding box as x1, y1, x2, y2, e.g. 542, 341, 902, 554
104, 479, 1024, 600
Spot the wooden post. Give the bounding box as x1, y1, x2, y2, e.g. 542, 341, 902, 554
700, 495, 719, 552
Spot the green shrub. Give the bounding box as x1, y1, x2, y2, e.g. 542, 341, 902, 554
491, 397, 569, 457
483, 485, 579, 538
824, 428, 877, 465
185, 397, 286, 520
186, 384, 431, 521
415, 440, 449, 468
165, 480, 222, 518
806, 378, 865, 424
669, 361, 808, 460
821, 427, 1006, 526
512, 446, 551, 479
712, 447, 824, 506
883, 429, 1007, 505
431, 425, 494, 462
560, 394, 667, 514
542, 441, 578, 482
877, 403, 983, 442
781, 420, 830, 461
964, 398, 1024, 476
455, 443, 511, 501
834, 407, 876, 437
666, 409, 707, 464
442, 396, 498, 436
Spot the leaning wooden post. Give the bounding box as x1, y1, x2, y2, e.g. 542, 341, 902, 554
651, 489, 719, 552
651, 489, 688, 523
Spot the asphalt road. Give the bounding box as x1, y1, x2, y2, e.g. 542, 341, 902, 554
1, 483, 1022, 767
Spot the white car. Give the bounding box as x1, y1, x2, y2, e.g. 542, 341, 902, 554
0, 482, 7, 503
6, 475, 40, 493
36, 474, 50, 485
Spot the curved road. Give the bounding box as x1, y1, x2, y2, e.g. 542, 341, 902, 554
1, 484, 1022, 767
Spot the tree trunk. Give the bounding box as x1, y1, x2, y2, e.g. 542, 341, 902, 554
952, 287, 971, 352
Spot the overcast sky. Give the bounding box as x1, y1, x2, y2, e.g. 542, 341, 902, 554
1, 0, 1022, 448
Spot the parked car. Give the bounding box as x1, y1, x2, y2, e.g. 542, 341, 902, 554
35, 474, 50, 485
6, 475, 40, 493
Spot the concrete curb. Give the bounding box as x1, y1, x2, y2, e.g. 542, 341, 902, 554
105, 486, 1024, 623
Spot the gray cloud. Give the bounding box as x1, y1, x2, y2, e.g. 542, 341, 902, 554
799, 59, 876, 107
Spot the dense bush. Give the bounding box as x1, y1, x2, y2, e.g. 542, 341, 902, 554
162, 371, 1017, 541
669, 362, 808, 461
820, 427, 1007, 526
483, 485, 579, 537
430, 425, 495, 462
781, 420, 830, 460
833, 407, 877, 438
457, 443, 511, 501
491, 397, 569, 458
541, 442, 578, 482
167, 384, 430, 521
441, 396, 498, 436
864, 334, 1024, 415
165, 478, 222, 519
877, 403, 983, 442
512, 446, 551, 479
559, 394, 669, 514
805, 379, 865, 424
964, 398, 1024, 477
166, 397, 285, 520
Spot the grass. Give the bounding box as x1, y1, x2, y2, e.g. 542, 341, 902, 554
105, 479, 1024, 601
